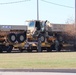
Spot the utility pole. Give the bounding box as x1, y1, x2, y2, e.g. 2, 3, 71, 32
37, 0, 39, 20
37, 0, 42, 52
74, 0, 76, 50
75, 0, 76, 24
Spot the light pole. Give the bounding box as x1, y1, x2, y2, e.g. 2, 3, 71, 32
37, 0, 39, 20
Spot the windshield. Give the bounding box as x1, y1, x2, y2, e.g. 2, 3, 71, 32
41, 22, 45, 31
29, 21, 35, 27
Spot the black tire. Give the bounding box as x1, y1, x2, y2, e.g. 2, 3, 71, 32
17, 33, 26, 43
8, 33, 16, 43
39, 34, 45, 43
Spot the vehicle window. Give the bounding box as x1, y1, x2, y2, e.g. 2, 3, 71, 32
29, 21, 35, 27
35, 21, 41, 30
41, 22, 45, 31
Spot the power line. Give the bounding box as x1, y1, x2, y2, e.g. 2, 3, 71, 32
0, 0, 30, 5
41, 0, 74, 9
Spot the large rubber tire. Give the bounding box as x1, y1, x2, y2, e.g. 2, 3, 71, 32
39, 34, 45, 43
8, 33, 16, 43
17, 33, 26, 43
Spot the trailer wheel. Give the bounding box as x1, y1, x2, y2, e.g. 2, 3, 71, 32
8, 33, 16, 43
17, 33, 26, 43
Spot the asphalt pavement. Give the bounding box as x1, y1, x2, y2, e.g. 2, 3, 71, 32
0, 72, 76, 75
0, 69, 76, 73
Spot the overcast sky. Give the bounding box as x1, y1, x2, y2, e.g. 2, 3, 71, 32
0, 0, 75, 25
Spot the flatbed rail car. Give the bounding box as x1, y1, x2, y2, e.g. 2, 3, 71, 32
0, 25, 27, 53
25, 20, 75, 52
